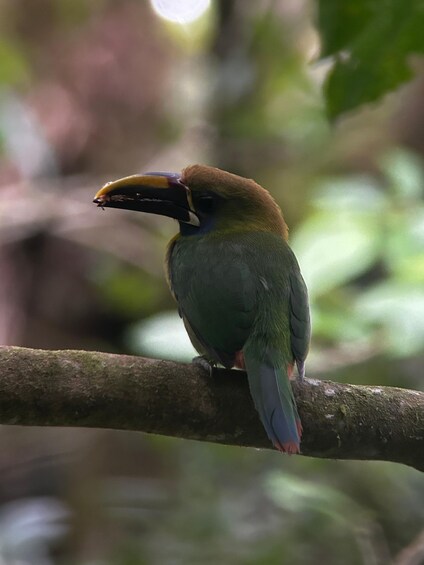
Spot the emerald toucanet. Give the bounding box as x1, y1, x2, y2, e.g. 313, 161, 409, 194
93, 165, 310, 453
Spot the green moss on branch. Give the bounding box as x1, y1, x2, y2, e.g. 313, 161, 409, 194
0, 346, 423, 471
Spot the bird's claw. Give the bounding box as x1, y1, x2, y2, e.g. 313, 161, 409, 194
192, 356, 215, 377
296, 361, 305, 381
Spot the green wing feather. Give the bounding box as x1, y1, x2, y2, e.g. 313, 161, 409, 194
289, 266, 311, 378
167, 231, 310, 452
167, 232, 310, 369
167, 234, 258, 366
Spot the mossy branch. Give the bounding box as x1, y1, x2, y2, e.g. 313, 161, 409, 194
0, 346, 423, 471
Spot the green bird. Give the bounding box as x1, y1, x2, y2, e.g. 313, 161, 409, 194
94, 165, 310, 453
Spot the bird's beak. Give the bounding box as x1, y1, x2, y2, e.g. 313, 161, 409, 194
93, 172, 200, 226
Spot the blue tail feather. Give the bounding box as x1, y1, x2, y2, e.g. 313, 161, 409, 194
243, 350, 301, 452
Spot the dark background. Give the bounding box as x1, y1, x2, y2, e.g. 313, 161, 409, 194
0, 1, 423, 563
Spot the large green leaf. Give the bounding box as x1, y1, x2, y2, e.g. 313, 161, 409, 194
318, 1, 377, 57
318, 0, 424, 118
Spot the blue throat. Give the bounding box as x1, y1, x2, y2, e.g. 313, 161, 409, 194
179, 215, 215, 236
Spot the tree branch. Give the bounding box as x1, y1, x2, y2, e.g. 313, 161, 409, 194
0, 346, 423, 471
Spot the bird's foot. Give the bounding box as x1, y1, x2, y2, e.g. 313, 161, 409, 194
295, 361, 305, 381
192, 356, 216, 377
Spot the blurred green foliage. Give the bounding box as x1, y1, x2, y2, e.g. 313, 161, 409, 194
97, 266, 164, 319
318, 0, 424, 118
0, 1, 423, 564
132, 147, 424, 362
294, 148, 424, 356
0, 38, 29, 86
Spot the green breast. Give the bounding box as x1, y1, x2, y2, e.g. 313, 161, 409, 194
167, 231, 296, 361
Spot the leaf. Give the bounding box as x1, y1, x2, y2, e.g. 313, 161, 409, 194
318, 0, 376, 57
379, 149, 424, 283
355, 283, 424, 356
383, 210, 424, 283
318, 0, 424, 118
291, 176, 385, 296
293, 214, 380, 296
127, 311, 196, 361
312, 305, 371, 343
380, 148, 424, 200
266, 472, 365, 524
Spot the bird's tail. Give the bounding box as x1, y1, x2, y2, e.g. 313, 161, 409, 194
243, 348, 302, 454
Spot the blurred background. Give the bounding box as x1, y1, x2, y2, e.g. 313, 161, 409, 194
0, 0, 423, 563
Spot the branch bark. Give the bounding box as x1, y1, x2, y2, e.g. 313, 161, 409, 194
0, 346, 423, 471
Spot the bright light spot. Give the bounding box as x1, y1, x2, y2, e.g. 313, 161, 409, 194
150, 0, 210, 24
128, 311, 196, 362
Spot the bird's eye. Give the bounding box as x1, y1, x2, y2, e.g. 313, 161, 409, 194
196, 194, 216, 214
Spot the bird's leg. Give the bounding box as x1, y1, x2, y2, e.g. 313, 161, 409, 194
295, 360, 305, 381
192, 355, 216, 377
